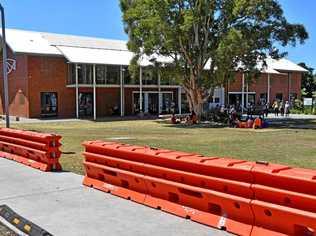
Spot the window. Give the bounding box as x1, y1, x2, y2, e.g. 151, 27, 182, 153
123, 66, 136, 84
68, 64, 76, 85
161, 93, 173, 114
76, 64, 93, 84
84, 65, 93, 84
107, 65, 120, 84
96, 65, 106, 84
77, 64, 83, 83
142, 69, 158, 85
41, 92, 58, 117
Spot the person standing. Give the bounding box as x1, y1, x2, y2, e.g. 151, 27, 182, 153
264, 102, 269, 117
284, 101, 290, 117
279, 101, 284, 116
272, 101, 279, 117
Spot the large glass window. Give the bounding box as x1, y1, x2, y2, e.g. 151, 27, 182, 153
84, 65, 93, 84
68, 64, 76, 85
96, 65, 106, 84
123, 66, 138, 84
107, 65, 120, 84
69, 64, 182, 85
77, 64, 83, 83
161, 93, 174, 114
142, 69, 158, 85
41, 92, 58, 117
160, 77, 178, 85
72, 64, 93, 84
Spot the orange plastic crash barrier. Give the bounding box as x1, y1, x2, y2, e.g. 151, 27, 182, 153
82, 141, 316, 236
0, 128, 62, 171
250, 163, 316, 235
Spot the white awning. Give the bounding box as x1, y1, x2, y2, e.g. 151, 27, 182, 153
266, 58, 308, 72
139, 54, 174, 67
261, 67, 281, 74
56, 46, 134, 65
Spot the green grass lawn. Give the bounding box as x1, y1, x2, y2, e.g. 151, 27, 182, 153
10, 118, 316, 174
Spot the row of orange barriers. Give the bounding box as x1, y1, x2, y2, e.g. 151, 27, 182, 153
82, 141, 316, 236
0, 128, 62, 171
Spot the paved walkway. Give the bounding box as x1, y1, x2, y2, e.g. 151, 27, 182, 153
0, 158, 230, 236
266, 113, 316, 120
0, 113, 315, 125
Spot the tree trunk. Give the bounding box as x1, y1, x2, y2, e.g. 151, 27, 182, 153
184, 82, 204, 118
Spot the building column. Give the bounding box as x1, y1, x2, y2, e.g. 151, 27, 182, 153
241, 73, 245, 113
144, 93, 149, 113
221, 86, 225, 106
288, 72, 291, 102
120, 65, 125, 116
178, 86, 182, 114
93, 64, 97, 121
75, 64, 79, 119
246, 82, 249, 107
158, 71, 162, 115
267, 73, 271, 104
139, 66, 143, 113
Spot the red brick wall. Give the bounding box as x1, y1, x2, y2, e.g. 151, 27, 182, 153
0, 52, 303, 118
96, 88, 120, 116
27, 56, 75, 118
0, 49, 29, 117
228, 71, 302, 104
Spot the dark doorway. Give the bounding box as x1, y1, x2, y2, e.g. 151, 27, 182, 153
148, 93, 159, 114
229, 94, 242, 108
79, 92, 93, 117
40, 92, 58, 117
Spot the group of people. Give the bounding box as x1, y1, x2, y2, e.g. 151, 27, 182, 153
171, 111, 198, 125
228, 105, 266, 129
272, 100, 290, 117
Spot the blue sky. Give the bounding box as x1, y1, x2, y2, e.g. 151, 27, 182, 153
2, 0, 315, 69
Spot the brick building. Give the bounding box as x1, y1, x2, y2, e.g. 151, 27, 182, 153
0, 29, 307, 119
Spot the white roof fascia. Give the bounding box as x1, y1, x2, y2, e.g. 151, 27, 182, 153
42, 32, 128, 51
56, 46, 134, 66
266, 58, 308, 72
2, 29, 308, 73
1, 29, 62, 55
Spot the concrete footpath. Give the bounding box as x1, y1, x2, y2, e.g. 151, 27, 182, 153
0, 158, 230, 236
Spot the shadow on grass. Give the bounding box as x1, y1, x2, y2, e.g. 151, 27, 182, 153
154, 120, 227, 129
267, 118, 316, 130
94, 115, 159, 123
156, 118, 316, 130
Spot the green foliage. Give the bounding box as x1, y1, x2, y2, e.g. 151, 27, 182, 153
120, 0, 308, 111
298, 63, 316, 98
294, 99, 304, 110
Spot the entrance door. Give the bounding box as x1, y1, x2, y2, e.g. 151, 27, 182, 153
133, 93, 143, 114
133, 92, 159, 115
148, 93, 159, 114
79, 92, 93, 117
161, 93, 173, 114
229, 94, 242, 108
133, 92, 173, 115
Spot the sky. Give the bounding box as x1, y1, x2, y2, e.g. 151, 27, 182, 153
1, 0, 315, 69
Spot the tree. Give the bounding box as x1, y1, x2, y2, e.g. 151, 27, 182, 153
298, 62, 316, 98
120, 0, 308, 116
